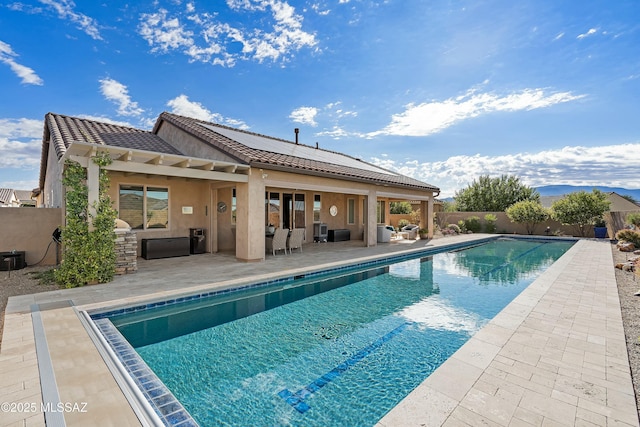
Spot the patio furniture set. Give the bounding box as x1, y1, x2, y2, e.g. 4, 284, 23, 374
266, 228, 305, 256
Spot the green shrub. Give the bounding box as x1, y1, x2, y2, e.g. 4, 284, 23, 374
506, 200, 550, 235
463, 216, 482, 233
626, 212, 640, 227
397, 219, 410, 228
616, 229, 640, 247
55, 154, 117, 288
484, 213, 497, 233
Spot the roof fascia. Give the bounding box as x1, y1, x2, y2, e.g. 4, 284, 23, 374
253, 162, 437, 193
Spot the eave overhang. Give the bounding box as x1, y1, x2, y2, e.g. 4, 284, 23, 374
61, 141, 250, 183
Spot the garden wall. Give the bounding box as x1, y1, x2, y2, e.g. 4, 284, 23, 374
0, 208, 62, 266
392, 210, 640, 238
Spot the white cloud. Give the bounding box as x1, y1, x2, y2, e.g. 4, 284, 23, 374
0, 40, 44, 85
0, 118, 43, 169
290, 101, 358, 136
368, 88, 585, 138
316, 126, 349, 138
99, 78, 144, 117
289, 107, 318, 126
167, 94, 249, 129
139, 9, 194, 53
138, 1, 317, 66
577, 28, 597, 40
371, 143, 640, 198
38, 0, 102, 40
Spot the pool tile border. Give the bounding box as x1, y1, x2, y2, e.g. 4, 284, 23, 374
93, 318, 199, 427
89, 237, 500, 320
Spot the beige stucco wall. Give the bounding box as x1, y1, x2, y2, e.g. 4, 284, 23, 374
0, 208, 62, 266
108, 172, 210, 255
41, 141, 64, 208
156, 122, 241, 163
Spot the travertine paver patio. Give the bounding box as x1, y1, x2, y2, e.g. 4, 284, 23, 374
0, 235, 637, 426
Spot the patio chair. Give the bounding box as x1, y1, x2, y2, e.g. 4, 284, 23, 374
267, 228, 289, 256
288, 228, 305, 254
401, 224, 419, 240
377, 225, 392, 243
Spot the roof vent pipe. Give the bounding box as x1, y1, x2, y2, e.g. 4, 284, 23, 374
294, 128, 299, 144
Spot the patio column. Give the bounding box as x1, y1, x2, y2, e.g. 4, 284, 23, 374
234, 172, 265, 262
421, 196, 434, 239
364, 191, 377, 247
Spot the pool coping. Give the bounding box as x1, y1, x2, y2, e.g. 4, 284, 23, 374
1, 235, 638, 426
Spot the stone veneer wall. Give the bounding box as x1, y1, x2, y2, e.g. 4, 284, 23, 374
115, 229, 137, 275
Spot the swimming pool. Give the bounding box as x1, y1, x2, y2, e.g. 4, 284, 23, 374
89, 237, 574, 426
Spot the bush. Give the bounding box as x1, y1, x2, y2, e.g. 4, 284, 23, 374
397, 219, 410, 229
616, 229, 640, 247
550, 190, 610, 237
626, 212, 640, 227
506, 200, 550, 235
55, 154, 117, 288
445, 224, 461, 235
484, 214, 497, 233
462, 216, 481, 233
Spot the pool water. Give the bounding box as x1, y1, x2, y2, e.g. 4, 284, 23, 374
107, 238, 574, 426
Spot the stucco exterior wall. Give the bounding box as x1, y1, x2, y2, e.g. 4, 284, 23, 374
108, 172, 210, 255
156, 122, 241, 163
42, 142, 64, 208
0, 208, 62, 266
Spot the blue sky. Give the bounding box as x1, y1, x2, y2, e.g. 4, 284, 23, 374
1, 0, 639, 197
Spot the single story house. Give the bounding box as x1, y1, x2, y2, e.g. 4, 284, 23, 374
540, 192, 639, 211
37, 112, 440, 262
0, 188, 19, 207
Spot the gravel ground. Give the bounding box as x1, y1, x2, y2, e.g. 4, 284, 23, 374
613, 245, 640, 419
1, 244, 639, 415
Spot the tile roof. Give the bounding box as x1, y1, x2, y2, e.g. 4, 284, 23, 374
0, 188, 14, 204
155, 112, 440, 192
40, 113, 184, 189
37, 112, 439, 194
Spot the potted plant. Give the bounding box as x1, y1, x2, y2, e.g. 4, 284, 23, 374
593, 218, 608, 239
419, 228, 429, 239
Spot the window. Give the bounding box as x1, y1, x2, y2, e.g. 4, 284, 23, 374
313, 194, 321, 222
267, 192, 280, 227
119, 185, 168, 230
377, 200, 385, 224
347, 198, 355, 224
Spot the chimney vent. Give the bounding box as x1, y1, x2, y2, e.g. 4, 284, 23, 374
294, 128, 299, 144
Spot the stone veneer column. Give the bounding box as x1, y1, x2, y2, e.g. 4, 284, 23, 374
114, 228, 137, 275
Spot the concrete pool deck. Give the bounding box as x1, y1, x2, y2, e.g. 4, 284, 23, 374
0, 235, 638, 426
